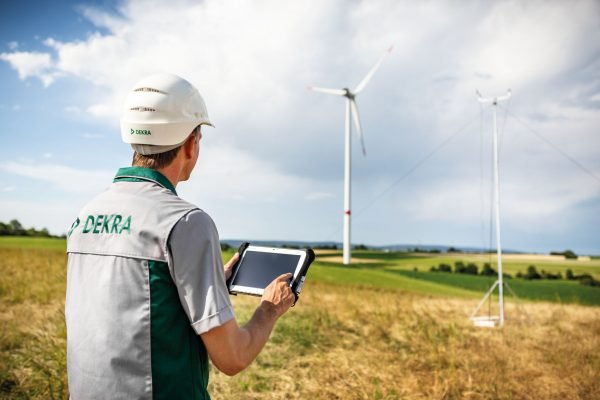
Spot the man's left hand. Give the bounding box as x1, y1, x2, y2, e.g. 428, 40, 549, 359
224, 252, 239, 281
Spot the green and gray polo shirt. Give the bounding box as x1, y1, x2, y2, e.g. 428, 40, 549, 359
66, 167, 234, 400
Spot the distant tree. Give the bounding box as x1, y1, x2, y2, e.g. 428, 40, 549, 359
480, 263, 496, 276
566, 269, 575, 280
563, 250, 578, 259
354, 244, 369, 250
9, 219, 25, 236
525, 265, 542, 280
447, 247, 459, 253
465, 263, 479, 275
551, 250, 578, 259
516, 272, 523, 278
578, 275, 600, 287
0, 222, 9, 235
541, 270, 561, 280
220, 242, 231, 251
454, 261, 466, 274
437, 263, 452, 273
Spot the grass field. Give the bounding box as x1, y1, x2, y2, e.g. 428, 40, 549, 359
1, 238, 599, 399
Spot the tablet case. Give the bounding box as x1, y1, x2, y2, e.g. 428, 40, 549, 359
226, 242, 315, 305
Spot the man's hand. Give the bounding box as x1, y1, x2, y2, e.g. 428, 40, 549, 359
260, 273, 295, 319
224, 252, 239, 281
201, 273, 295, 376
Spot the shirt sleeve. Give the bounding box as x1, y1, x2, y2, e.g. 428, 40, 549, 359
167, 209, 234, 335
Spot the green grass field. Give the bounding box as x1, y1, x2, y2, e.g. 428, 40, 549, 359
1, 238, 599, 399
310, 250, 600, 306
0, 237, 66, 251
2, 238, 597, 305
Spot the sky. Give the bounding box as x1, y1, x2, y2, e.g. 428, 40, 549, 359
0, 0, 599, 254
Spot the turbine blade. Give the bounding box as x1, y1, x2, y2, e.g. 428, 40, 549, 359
307, 86, 346, 96
353, 45, 394, 94
350, 100, 366, 156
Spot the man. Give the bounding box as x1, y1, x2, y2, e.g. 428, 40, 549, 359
66, 72, 295, 399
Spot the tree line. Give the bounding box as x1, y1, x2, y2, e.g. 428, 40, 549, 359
429, 261, 599, 288
0, 219, 57, 238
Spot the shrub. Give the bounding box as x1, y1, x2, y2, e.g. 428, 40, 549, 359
579, 276, 600, 287
480, 263, 496, 276
465, 263, 479, 275
551, 250, 578, 259
541, 270, 562, 280
566, 269, 575, 280
525, 265, 542, 280
454, 261, 466, 274
435, 263, 452, 273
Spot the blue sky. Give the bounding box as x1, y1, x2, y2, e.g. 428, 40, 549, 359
1, 0, 599, 254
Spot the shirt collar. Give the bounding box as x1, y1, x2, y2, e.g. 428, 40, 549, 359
113, 166, 177, 195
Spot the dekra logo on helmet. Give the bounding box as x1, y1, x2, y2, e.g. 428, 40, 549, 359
130, 129, 152, 135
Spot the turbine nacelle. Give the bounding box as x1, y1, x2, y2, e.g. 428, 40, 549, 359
309, 46, 393, 158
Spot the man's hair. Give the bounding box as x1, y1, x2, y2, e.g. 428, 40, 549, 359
132, 146, 182, 169
132, 129, 199, 169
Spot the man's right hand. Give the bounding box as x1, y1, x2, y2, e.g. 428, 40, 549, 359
201, 272, 296, 376
260, 273, 295, 320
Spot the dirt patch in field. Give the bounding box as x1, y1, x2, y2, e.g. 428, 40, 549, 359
314, 249, 340, 255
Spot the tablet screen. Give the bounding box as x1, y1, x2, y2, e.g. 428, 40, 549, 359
231, 251, 301, 289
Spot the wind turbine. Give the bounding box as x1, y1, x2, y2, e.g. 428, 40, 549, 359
309, 46, 393, 265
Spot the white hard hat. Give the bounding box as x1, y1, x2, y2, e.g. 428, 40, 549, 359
120, 73, 213, 153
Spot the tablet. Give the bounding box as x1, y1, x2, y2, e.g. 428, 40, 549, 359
227, 243, 314, 302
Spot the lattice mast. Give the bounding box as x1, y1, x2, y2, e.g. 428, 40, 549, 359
472, 89, 512, 327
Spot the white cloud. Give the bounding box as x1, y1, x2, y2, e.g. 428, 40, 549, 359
43, 153, 53, 159
0, 51, 59, 86
7, 41, 18, 50
86, 103, 113, 117
2, 186, 16, 192
0, 161, 112, 194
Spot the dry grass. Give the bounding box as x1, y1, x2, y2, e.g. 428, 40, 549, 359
210, 282, 600, 399
0, 248, 67, 399
1, 245, 599, 399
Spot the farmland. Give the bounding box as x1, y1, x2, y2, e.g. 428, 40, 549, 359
1, 238, 599, 399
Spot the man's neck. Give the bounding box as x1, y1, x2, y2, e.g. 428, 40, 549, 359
155, 164, 181, 189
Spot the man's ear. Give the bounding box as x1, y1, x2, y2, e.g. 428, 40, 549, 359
183, 133, 196, 159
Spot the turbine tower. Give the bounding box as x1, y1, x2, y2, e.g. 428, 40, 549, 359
309, 46, 393, 265
470, 89, 512, 327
